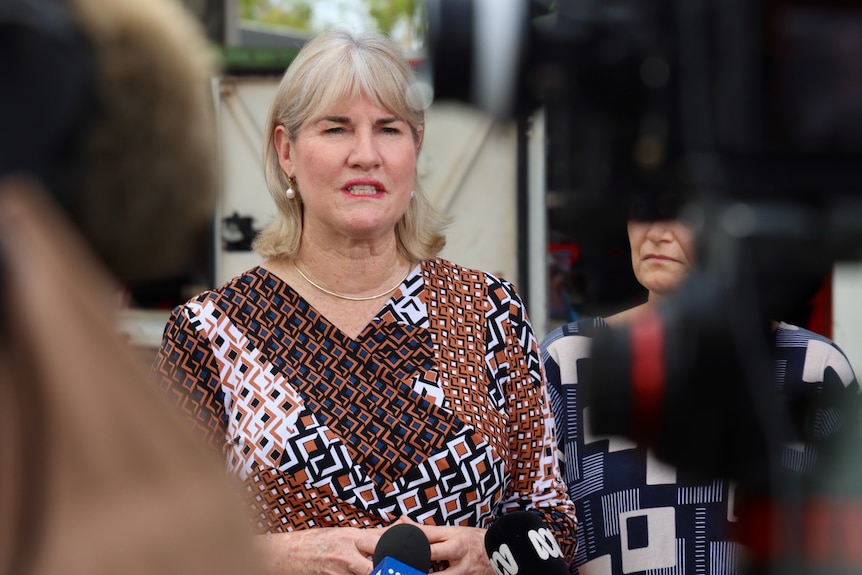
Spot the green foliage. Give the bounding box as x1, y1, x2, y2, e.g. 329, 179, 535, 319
238, 0, 423, 45
368, 0, 424, 46
240, 0, 314, 32
238, 0, 257, 20
368, 0, 411, 33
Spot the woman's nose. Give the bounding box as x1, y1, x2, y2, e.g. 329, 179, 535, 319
349, 130, 381, 168
646, 221, 673, 241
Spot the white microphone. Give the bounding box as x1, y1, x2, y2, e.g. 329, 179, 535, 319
371, 523, 431, 575
484, 511, 569, 575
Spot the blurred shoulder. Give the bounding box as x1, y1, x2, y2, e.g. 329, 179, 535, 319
774, 321, 858, 387
774, 321, 848, 353
540, 317, 609, 363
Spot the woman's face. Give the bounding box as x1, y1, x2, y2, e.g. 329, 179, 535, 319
275, 93, 421, 247
628, 219, 696, 297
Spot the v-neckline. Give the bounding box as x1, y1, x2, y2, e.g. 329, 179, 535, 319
256, 263, 418, 342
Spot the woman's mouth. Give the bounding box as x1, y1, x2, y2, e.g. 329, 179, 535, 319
645, 254, 678, 262
345, 184, 381, 195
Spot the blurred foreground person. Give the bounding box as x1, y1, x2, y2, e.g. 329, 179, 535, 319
541, 202, 859, 574
0, 0, 264, 574
152, 28, 578, 575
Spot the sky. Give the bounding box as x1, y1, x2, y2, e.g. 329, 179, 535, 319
309, 0, 375, 32
304, 0, 420, 51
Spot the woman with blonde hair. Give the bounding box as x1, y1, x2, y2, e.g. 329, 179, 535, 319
153, 29, 578, 575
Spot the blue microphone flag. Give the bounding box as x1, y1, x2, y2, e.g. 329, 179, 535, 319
370, 556, 427, 575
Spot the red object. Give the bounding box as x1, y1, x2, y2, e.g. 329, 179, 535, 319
629, 310, 665, 445
548, 242, 580, 266
736, 493, 862, 570
806, 273, 833, 339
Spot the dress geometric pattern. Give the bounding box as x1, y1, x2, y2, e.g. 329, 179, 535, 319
541, 317, 858, 575
153, 258, 578, 570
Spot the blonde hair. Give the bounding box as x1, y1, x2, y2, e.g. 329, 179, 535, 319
67, 0, 217, 284
254, 29, 448, 261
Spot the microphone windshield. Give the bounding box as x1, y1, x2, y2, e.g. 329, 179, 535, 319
484, 511, 569, 575
373, 523, 432, 573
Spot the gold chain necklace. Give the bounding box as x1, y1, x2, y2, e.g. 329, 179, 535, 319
292, 262, 410, 302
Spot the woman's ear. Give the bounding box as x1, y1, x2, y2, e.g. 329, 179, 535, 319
273, 125, 293, 176
414, 125, 424, 152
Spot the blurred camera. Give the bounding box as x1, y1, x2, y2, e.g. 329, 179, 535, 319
427, 0, 862, 248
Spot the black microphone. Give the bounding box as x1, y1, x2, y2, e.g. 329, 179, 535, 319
371, 523, 431, 575
484, 511, 569, 575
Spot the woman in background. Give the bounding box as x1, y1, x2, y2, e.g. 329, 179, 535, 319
541, 198, 858, 574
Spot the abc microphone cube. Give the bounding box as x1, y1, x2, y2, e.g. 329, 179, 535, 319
484, 510, 569, 575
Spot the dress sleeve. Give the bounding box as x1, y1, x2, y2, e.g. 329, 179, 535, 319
488, 279, 578, 571
540, 325, 572, 488
540, 319, 599, 489
150, 301, 227, 453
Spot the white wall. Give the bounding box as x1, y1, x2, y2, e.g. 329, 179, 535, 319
212, 75, 275, 285
833, 262, 862, 374
423, 103, 519, 282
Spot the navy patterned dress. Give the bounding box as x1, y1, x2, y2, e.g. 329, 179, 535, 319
541, 317, 858, 574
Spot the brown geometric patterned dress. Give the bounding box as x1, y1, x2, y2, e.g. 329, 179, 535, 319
152, 258, 577, 569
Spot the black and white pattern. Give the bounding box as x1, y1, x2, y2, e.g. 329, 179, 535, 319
542, 318, 858, 574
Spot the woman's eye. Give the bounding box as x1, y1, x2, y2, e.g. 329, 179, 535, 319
324, 127, 345, 134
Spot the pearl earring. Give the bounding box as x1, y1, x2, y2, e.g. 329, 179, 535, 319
285, 187, 295, 199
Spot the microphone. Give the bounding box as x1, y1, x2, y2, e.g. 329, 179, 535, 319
484, 511, 569, 575
371, 523, 431, 575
